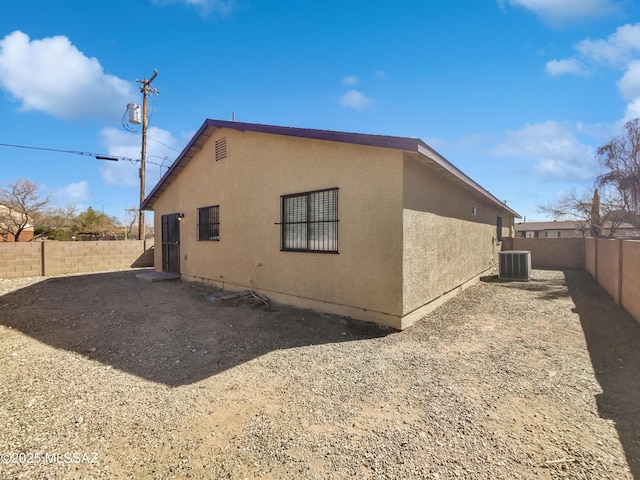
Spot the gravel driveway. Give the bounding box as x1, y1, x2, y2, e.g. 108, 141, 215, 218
0, 268, 638, 479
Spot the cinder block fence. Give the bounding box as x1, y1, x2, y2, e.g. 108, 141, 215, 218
585, 237, 640, 323
504, 236, 640, 325
0, 240, 154, 279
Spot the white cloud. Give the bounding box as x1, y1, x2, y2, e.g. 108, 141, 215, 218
339, 90, 372, 110
617, 60, 640, 100
151, 0, 235, 15
492, 121, 597, 181
342, 75, 359, 85
52, 181, 92, 206
373, 70, 386, 80
545, 23, 640, 120
98, 127, 179, 189
623, 98, 640, 122
576, 23, 640, 67
0, 31, 135, 122
545, 58, 589, 76
499, 0, 622, 26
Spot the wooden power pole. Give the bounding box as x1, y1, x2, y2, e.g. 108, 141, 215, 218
137, 69, 158, 241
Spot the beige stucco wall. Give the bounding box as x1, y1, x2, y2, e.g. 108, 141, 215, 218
621, 240, 640, 322
596, 238, 621, 303
401, 154, 511, 327
153, 128, 405, 327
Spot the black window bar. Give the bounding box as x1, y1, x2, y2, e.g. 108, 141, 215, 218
280, 188, 339, 253
197, 205, 220, 241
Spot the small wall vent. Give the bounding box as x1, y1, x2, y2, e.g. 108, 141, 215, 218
215, 137, 227, 161
499, 250, 531, 280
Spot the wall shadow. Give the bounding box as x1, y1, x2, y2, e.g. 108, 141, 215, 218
131, 245, 154, 268
563, 270, 640, 478
0, 270, 392, 387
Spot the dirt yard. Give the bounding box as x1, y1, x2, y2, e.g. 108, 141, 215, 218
0, 268, 638, 479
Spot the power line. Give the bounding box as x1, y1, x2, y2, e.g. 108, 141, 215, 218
0, 142, 131, 162
162, 72, 266, 122
0, 141, 170, 170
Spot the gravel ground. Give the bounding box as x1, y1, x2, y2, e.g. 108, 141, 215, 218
0, 268, 638, 479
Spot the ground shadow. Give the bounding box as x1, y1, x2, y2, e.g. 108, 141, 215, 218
563, 270, 640, 479
480, 273, 570, 301
0, 270, 392, 387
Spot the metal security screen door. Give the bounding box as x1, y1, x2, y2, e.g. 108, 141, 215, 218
161, 213, 181, 274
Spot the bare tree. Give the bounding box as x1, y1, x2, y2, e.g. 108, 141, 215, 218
537, 187, 627, 237
33, 204, 78, 240
124, 207, 139, 240
0, 179, 51, 242
538, 189, 590, 223
597, 118, 640, 228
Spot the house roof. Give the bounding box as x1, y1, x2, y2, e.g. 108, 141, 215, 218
516, 220, 638, 231
141, 119, 521, 218
516, 221, 583, 231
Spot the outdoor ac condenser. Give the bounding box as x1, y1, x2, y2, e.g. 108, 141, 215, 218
499, 250, 531, 280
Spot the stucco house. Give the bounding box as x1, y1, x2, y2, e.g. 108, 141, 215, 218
516, 220, 640, 238
0, 204, 34, 242
141, 120, 520, 330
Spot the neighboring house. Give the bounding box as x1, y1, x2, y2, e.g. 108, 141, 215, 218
0, 204, 34, 242
142, 120, 520, 330
516, 220, 640, 238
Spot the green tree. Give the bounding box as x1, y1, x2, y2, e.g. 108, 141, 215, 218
73, 207, 120, 239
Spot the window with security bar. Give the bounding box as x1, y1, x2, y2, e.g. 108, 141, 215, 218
197, 205, 220, 241
281, 188, 339, 253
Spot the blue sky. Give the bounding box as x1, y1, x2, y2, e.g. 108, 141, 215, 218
1, 0, 640, 223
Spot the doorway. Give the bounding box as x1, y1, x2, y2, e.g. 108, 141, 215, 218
161, 213, 181, 274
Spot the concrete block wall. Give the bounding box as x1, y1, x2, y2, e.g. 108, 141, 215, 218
585, 237, 596, 277
0, 240, 153, 279
596, 239, 622, 304
502, 237, 585, 270
621, 240, 640, 322
0, 242, 42, 279
502, 236, 639, 325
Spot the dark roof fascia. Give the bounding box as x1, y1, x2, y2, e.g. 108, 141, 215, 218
142, 119, 521, 219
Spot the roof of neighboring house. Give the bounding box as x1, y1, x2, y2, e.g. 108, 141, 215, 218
141, 119, 521, 218
516, 220, 638, 231
516, 221, 583, 231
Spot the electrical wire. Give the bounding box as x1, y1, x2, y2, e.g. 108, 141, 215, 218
0, 142, 134, 162
0, 141, 170, 171
148, 137, 180, 153
161, 72, 265, 122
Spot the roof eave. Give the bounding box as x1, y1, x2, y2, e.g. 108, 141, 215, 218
415, 144, 521, 219
142, 119, 521, 220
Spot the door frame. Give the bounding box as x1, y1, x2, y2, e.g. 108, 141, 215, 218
161, 213, 181, 274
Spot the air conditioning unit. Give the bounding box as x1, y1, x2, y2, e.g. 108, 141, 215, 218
499, 250, 531, 280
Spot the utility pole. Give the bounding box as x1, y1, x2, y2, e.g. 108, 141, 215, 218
136, 69, 158, 241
